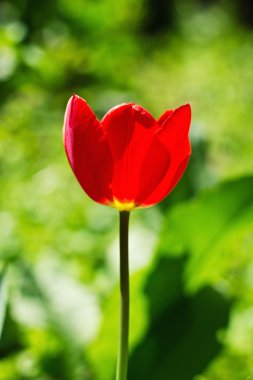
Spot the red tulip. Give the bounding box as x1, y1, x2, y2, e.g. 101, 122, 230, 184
64, 94, 191, 210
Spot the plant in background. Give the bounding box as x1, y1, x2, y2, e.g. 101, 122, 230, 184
63, 94, 191, 380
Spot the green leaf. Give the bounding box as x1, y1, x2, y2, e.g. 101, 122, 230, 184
129, 256, 231, 380
158, 176, 253, 292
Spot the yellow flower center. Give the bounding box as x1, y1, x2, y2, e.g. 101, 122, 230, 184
111, 197, 136, 211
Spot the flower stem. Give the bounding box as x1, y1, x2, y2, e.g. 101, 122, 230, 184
116, 211, 130, 380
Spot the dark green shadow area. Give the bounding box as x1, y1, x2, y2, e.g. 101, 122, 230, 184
129, 256, 232, 380
0, 308, 23, 359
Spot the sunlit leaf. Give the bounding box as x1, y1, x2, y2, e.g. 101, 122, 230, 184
158, 176, 253, 292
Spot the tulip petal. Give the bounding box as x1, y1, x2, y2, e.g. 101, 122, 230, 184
136, 138, 171, 203
64, 95, 113, 204
157, 109, 174, 126
140, 104, 191, 206
102, 104, 157, 202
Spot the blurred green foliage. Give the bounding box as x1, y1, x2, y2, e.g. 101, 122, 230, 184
0, 0, 253, 379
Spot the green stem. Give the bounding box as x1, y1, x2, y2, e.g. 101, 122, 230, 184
116, 211, 130, 380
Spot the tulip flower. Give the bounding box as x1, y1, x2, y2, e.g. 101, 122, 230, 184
64, 94, 191, 211
63, 94, 191, 380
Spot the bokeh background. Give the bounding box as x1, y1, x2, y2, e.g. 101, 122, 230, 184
1, 0, 253, 379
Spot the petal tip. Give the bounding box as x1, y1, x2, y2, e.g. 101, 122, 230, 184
174, 103, 192, 130
177, 102, 191, 113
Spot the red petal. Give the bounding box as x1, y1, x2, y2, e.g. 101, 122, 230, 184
136, 138, 171, 203
64, 95, 113, 204
140, 104, 191, 206
135, 108, 175, 203
157, 109, 174, 126
101, 104, 157, 202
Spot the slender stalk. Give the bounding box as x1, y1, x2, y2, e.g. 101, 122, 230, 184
116, 211, 130, 380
